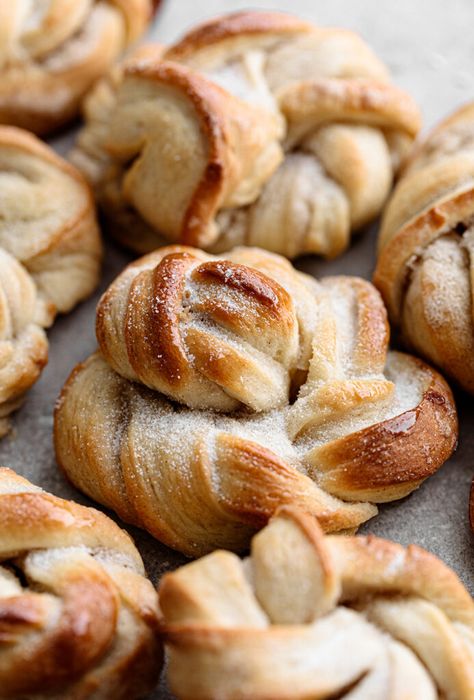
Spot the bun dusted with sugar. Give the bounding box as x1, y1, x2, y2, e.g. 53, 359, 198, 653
55, 246, 457, 556
0, 126, 101, 436
375, 102, 474, 394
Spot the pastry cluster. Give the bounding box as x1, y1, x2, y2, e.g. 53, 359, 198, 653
0, 8, 472, 700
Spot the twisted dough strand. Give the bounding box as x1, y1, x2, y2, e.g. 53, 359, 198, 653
0, 467, 162, 699
159, 507, 474, 700
55, 246, 457, 556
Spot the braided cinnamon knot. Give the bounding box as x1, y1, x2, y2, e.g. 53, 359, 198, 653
0, 126, 101, 434
55, 246, 457, 556
375, 103, 474, 395
0, 467, 162, 698
0, 0, 153, 135
72, 10, 421, 258
159, 507, 474, 700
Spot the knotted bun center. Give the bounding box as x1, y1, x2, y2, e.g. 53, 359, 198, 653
97, 248, 300, 412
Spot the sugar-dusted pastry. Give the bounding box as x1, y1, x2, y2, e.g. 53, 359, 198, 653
0, 0, 154, 135
54, 246, 457, 556
374, 103, 474, 393
159, 506, 474, 700
0, 467, 162, 698
0, 127, 102, 320
71, 10, 421, 258
0, 250, 48, 437
0, 126, 102, 434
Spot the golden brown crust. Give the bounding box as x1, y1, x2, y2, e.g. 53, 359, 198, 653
123, 62, 226, 242
0, 126, 102, 436
55, 351, 378, 557
55, 246, 458, 556
165, 10, 313, 61
96, 246, 298, 411
72, 10, 421, 259
375, 189, 474, 322
0, 125, 102, 316
313, 356, 458, 501
0, 0, 153, 135
402, 101, 474, 172
0, 467, 162, 698
374, 102, 474, 393
159, 507, 474, 700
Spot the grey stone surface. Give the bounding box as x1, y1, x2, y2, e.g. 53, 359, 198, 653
1, 2, 473, 698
